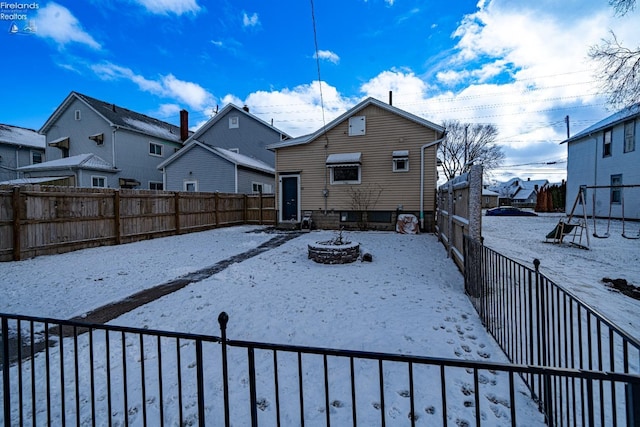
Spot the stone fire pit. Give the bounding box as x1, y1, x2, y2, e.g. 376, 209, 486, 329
308, 232, 360, 264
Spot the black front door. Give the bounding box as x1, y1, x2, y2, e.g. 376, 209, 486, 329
281, 176, 298, 221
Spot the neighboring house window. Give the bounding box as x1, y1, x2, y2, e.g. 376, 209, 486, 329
252, 182, 263, 194
624, 120, 635, 153
229, 116, 239, 129
611, 174, 622, 204
31, 151, 43, 164
184, 181, 198, 192
392, 150, 409, 172
92, 176, 106, 188
348, 116, 366, 136
74, 110, 81, 120
252, 182, 273, 194
603, 128, 612, 157
149, 181, 163, 190
149, 142, 163, 157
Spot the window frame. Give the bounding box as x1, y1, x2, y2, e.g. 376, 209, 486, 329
624, 120, 636, 153
392, 150, 410, 172
184, 180, 198, 192
229, 116, 239, 129
330, 165, 361, 184
149, 142, 163, 157
74, 110, 81, 121
611, 174, 622, 204
91, 175, 107, 188
603, 128, 612, 157
348, 116, 366, 136
31, 150, 43, 164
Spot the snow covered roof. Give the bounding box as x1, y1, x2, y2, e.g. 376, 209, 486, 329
39, 92, 189, 143
326, 152, 362, 165
482, 188, 499, 196
488, 177, 548, 198
0, 124, 45, 149
267, 97, 444, 150
18, 153, 116, 172
562, 102, 640, 144
0, 176, 73, 185
158, 140, 274, 175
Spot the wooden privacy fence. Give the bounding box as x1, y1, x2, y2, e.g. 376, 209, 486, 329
436, 165, 482, 270
0, 185, 275, 261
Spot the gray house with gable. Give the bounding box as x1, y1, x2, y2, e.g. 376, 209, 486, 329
0, 124, 45, 184
19, 91, 189, 189
158, 104, 289, 193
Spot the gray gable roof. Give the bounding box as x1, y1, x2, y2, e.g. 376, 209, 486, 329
39, 92, 189, 143
158, 140, 274, 175
0, 124, 45, 149
184, 103, 290, 144
18, 153, 116, 172
266, 97, 445, 150
561, 103, 640, 144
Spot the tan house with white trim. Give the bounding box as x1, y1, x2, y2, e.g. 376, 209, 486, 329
267, 97, 445, 231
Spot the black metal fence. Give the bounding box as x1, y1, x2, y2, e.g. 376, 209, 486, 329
464, 235, 640, 427
2, 311, 640, 426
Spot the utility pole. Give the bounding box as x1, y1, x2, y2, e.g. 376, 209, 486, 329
565, 115, 570, 139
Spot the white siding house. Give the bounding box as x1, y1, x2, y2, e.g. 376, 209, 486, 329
562, 103, 639, 220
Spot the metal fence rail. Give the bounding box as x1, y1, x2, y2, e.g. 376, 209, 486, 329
464, 235, 640, 426
2, 312, 640, 426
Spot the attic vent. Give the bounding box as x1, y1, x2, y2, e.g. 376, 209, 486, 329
74, 110, 81, 121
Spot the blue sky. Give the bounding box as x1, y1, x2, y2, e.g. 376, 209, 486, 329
1, 0, 639, 182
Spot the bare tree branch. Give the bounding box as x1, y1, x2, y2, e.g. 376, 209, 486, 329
590, 31, 640, 108
438, 120, 504, 181
609, 0, 636, 16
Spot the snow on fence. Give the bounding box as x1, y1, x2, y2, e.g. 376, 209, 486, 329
463, 236, 640, 427
4, 312, 639, 427
436, 165, 483, 270
0, 185, 275, 261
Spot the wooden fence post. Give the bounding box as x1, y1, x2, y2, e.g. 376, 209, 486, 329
214, 192, 219, 227
243, 194, 248, 224
12, 186, 21, 261
259, 191, 263, 225
174, 192, 181, 235
114, 190, 121, 245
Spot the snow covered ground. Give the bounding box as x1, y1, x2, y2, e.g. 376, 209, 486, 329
1, 225, 550, 425
482, 213, 640, 338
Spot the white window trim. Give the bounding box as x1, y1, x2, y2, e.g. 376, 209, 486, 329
184, 180, 198, 192
229, 116, 239, 129
329, 165, 361, 185
149, 142, 163, 157
91, 175, 107, 188
30, 150, 43, 164
392, 151, 410, 172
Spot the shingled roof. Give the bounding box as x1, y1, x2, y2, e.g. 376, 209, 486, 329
39, 92, 190, 143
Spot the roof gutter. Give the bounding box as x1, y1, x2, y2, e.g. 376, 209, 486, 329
420, 134, 446, 230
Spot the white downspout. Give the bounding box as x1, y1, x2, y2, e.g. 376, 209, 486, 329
112, 127, 118, 168
234, 164, 238, 193
420, 135, 446, 229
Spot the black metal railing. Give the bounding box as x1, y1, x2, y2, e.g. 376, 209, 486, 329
464, 235, 640, 426
3, 312, 640, 426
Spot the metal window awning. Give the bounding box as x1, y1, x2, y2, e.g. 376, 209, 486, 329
392, 150, 409, 158
48, 136, 69, 149
326, 152, 361, 167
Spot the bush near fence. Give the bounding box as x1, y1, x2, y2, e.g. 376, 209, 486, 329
0, 185, 275, 262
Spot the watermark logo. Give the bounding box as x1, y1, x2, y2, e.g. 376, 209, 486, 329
2, 2, 39, 35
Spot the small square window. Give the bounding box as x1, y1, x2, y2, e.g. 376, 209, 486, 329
92, 176, 106, 188
149, 182, 163, 190
348, 116, 366, 136
184, 181, 198, 192
252, 183, 263, 194
229, 116, 239, 129
149, 142, 163, 156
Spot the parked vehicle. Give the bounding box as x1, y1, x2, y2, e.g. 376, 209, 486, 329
485, 206, 538, 216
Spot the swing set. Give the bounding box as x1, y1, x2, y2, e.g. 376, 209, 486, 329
545, 183, 640, 247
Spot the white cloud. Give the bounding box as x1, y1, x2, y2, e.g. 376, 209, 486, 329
242, 12, 260, 28
360, 70, 430, 105
134, 0, 201, 15
91, 63, 214, 111
155, 103, 181, 118
314, 50, 340, 64
35, 3, 101, 49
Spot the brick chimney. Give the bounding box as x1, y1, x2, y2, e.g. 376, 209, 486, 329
180, 109, 188, 142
